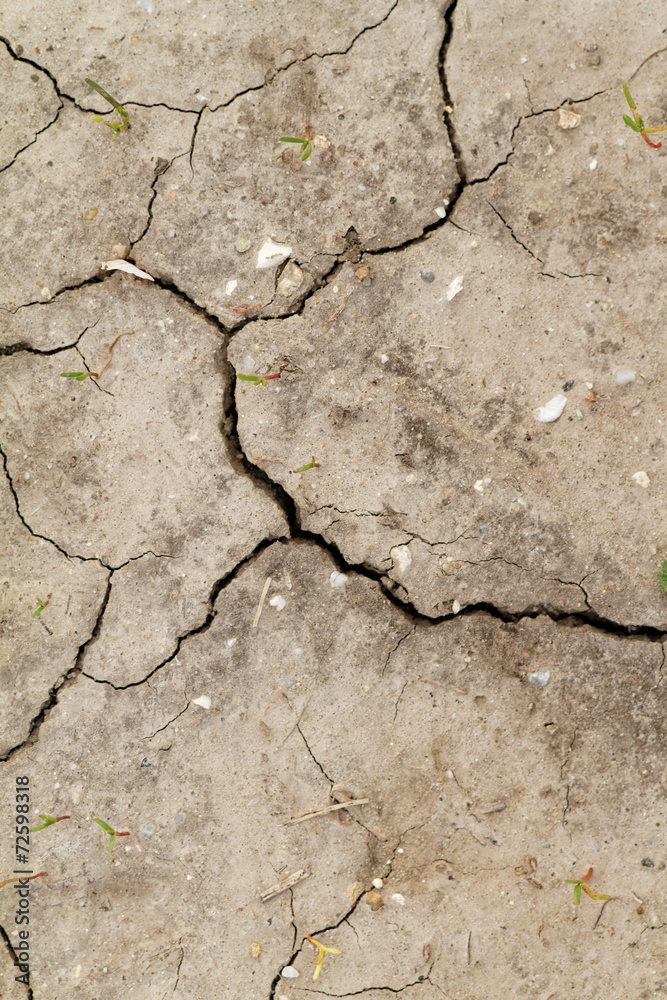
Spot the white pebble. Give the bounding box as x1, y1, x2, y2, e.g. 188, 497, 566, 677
528, 670, 550, 687
391, 893, 406, 905
558, 107, 580, 129
616, 368, 636, 386
446, 275, 464, 301
435, 206, 446, 218
390, 545, 412, 575
227, 638, 237, 647
380, 354, 389, 364
474, 477, 491, 493
372, 878, 384, 889
589, 159, 598, 170
256, 238, 292, 270
225, 279, 238, 296
535, 393, 567, 423
281, 967, 299, 978
330, 571, 347, 589
452, 600, 461, 614
632, 471, 650, 489
192, 695, 211, 710
269, 595, 287, 611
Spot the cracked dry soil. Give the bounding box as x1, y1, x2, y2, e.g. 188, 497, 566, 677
1, 1, 667, 997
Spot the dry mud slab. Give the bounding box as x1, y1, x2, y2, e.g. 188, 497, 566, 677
1, 1, 667, 998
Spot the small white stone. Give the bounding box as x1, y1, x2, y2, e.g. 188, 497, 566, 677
227, 638, 237, 647
405, 473, 417, 484
224, 279, 238, 295
535, 393, 567, 423
372, 878, 384, 889
558, 107, 581, 129
452, 600, 461, 614
528, 670, 550, 687
390, 545, 412, 575
192, 695, 211, 710
435, 206, 446, 218
277, 261, 304, 297
632, 471, 650, 489
269, 594, 287, 611
281, 966, 299, 978
256, 238, 292, 270
474, 477, 491, 493
446, 275, 464, 300
381, 354, 389, 364
616, 368, 636, 386
589, 159, 598, 170
391, 892, 406, 905
330, 571, 347, 589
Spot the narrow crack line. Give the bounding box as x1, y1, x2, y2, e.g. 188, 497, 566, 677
384, 624, 417, 677
306, 974, 432, 996
81, 533, 287, 690
296, 722, 335, 784
0, 102, 63, 175
210, 0, 400, 115
393, 679, 409, 722
0, 921, 33, 1000
143, 701, 189, 740
173, 940, 184, 993
0, 318, 98, 357
2, 273, 106, 314
487, 200, 544, 264
0, 442, 100, 563
188, 107, 205, 174
343, 916, 361, 949
0, 568, 113, 763
289, 888, 298, 953
439, 0, 466, 184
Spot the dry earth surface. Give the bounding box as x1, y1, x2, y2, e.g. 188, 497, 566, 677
1, 1, 667, 998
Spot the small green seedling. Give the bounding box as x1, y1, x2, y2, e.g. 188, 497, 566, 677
658, 559, 667, 591
237, 372, 281, 387
93, 818, 130, 852
31, 598, 46, 617
293, 456, 320, 473
280, 126, 312, 161
30, 814, 70, 832
85, 78, 129, 140
60, 371, 99, 381
307, 935, 343, 982
565, 867, 610, 905
622, 83, 667, 149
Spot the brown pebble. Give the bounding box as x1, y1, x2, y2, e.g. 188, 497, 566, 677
365, 890, 383, 910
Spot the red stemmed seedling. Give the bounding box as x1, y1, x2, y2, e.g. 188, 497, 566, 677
30, 814, 70, 832
564, 867, 610, 905
93, 818, 130, 852
622, 83, 667, 148
237, 372, 281, 387
307, 935, 343, 982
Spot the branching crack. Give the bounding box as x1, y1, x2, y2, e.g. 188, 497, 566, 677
384, 624, 417, 677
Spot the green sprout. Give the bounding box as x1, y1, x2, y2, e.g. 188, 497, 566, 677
307, 935, 343, 982
31, 598, 46, 617
85, 78, 129, 140
658, 559, 667, 591
622, 82, 667, 149
237, 372, 281, 387
564, 867, 610, 905
93, 818, 130, 852
30, 814, 70, 832
280, 127, 312, 161
293, 456, 320, 473
60, 371, 99, 381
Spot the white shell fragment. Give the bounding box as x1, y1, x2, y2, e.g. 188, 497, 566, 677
281, 967, 299, 978
256, 238, 292, 270
528, 670, 550, 687
616, 368, 636, 386
330, 571, 347, 589
558, 107, 581, 129
102, 259, 155, 281
269, 594, 287, 611
534, 393, 567, 423
192, 695, 211, 709
632, 471, 650, 489
446, 275, 464, 301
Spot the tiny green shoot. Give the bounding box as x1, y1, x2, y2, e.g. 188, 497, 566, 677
564, 867, 610, 905
31, 598, 46, 617
93, 818, 130, 852
280, 126, 312, 161
293, 456, 320, 473
658, 559, 667, 591
85, 78, 129, 140
30, 814, 70, 832
60, 371, 99, 381
307, 935, 343, 982
622, 82, 667, 148
237, 372, 281, 387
